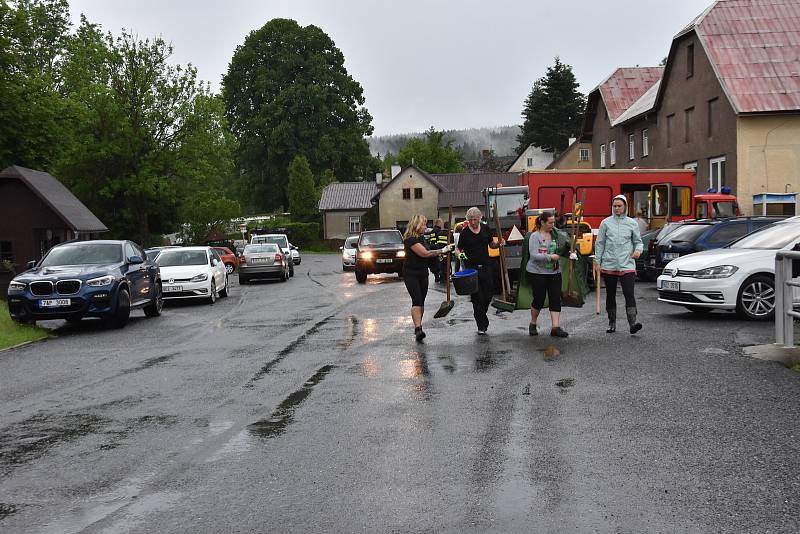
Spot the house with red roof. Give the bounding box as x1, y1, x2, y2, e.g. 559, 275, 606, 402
581, 0, 800, 215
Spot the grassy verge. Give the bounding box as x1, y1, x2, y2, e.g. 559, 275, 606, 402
0, 301, 50, 350
790, 362, 800, 373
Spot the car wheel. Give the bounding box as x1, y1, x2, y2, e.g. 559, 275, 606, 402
239, 275, 248, 285
107, 287, 130, 329
355, 267, 367, 284
289, 264, 294, 277
225, 263, 234, 275
736, 274, 775, 321
220, 275, 229, 297
207, 280, 217, 304
144, 282, 163, 317
280, 268, 287, 282
684, 305, 712, 315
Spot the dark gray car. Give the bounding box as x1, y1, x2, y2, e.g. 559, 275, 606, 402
238, 243, 289, 284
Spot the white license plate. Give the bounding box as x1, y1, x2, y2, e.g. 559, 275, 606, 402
662, 252, 680, 260
376, 258, 393, 263
164, 285, 183, 292
661, 280, 680, 291
40, 298, 70, 307
250, 258, 268, 263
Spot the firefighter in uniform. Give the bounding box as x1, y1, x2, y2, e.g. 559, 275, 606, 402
427, 218, 448, 282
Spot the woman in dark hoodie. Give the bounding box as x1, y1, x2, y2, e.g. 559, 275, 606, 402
594, 194, 644, 334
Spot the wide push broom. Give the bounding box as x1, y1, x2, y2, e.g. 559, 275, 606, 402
434, 206, 455, 318
490, 202, 515, 312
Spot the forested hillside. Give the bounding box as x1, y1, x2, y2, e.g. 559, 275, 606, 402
369, 125, 520, 160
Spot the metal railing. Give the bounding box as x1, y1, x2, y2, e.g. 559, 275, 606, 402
774, 250, 800, 347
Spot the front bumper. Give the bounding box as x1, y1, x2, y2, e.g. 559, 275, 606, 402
656, 274, 739, 310
7, 286, 119, 321
162, 280, 210, 299
342, 255, 356, 268
356, 258, 404, 274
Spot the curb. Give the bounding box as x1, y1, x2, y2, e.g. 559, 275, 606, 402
0, 335, 51, 354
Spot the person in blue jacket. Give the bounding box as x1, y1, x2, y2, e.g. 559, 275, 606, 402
594, 194, 644, 334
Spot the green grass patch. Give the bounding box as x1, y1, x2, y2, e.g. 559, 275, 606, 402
0, 301, 50, 350
789, 362, 800, 373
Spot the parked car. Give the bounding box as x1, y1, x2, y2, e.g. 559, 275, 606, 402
354, 229, 405, 283
6, 240, 162, 328
212, 247, 239, 274
238, 243, 290, 283
636, 228, 661, 280
144, 245, 181, 262
340, 235, 358, 271
250, 234, 294, 277
657, 217, 800, 320
290, 245, 301, 265
156, 247, 228, 303
653, 217, 783, 275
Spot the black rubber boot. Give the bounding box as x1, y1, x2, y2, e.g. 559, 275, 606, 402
606, 308, 616, 333
627, 307, 642, 334
415, 327, 426, 342
529, 323, 538, 336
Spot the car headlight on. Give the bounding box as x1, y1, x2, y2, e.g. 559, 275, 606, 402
8, 280, 26, 293
692, 265, 739, 279
190, 273, 209, 282
87, 275, 114, 287
396, 250, 406, 258
359, 251, 373, 260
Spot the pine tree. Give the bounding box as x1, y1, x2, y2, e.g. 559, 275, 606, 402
516, 57, 586, 155
288, 155, 318, 221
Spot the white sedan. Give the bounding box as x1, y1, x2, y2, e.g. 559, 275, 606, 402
657, 217, 800, 320
156, 247, 229, 303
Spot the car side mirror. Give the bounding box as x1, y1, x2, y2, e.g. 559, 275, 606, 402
128, 255, 144, 265
27, 260, 37, 269
339, 246, 343, 251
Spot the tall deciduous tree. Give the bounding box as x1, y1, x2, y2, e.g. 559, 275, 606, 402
222, 18, 374, 212
516, 57, 585, 155
397, 127, 463, 173
287, 155, 318, 221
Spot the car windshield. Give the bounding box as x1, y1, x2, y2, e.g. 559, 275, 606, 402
156, 250, 209, 266
728, 222, 800, 250
145, 250, 160, 262
345, 237, 358, 248
253, 236, 288, 248
655, 222, 682, 241
40, 243, 123, 266
245, 244, 279, 254
360, 231, 402, 246
661, 224, 711, 243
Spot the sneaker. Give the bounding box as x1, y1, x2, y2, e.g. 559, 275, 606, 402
415, 327, 426, 342
630, 323, 642, 334
550, 327, 569, 338
477, 329, 487, 336
529, 323, 538, 336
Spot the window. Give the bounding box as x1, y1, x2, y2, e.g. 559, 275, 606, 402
687, 43, 694, 78
707, 98, 718, 137
124, 243, 137, 261
349, 216, 360, 234
652, 185, 669, 216
684, 107, 694, 143
666, 114, 675, 147
414, 188, 423, 199
609, 141, 616, 166
672, 186, 692, 217
707, 223, 747, 246
709, 156, 726, 190
684, 161, 698, 173
526, 157, 533, 167
0, 241, 12, 263
642, 129, 649, 156
628, 134, 635, 160
402, 188, 410, 200
600, 144, 606, 168
579, 148, 590, 161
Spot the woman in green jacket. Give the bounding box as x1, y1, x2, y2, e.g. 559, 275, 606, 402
594, 194, 644, 334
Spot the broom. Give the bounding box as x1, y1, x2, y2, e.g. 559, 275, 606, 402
490, 202, 515, 312
434, 206, 455, 318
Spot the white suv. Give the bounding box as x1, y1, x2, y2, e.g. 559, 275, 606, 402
250, 234, 295, 277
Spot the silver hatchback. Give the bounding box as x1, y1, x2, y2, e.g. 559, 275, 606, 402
238, 244, 290, 284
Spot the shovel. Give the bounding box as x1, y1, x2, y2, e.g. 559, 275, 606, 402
434, 206, 455, 318
490, 202, 515, 313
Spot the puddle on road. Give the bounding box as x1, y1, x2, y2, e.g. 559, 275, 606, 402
100, 415, 180, 451
541, 344, 561, 361
475, 349, 511, 372
248, 364, 336, 438
121, 352, 181, 375
338, 315, 359, 349
399, 350, 430, 379
555, 378, 575, 388
0, 503, 17, 519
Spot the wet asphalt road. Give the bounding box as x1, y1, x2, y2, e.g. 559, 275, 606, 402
0, 253, 798, 533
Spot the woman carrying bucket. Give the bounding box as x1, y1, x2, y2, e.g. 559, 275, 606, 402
403, 214, 453, 342
523, 211, 574, 337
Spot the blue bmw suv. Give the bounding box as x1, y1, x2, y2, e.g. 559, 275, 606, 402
6, 240, 162, 328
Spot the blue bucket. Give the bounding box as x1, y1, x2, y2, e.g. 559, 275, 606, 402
452, 268, 479, 295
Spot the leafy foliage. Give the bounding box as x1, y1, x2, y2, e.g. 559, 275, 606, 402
287, 155, 318, 221
516, 57, 585, 155
223, 18, 374, 212
397, 127, 463, 173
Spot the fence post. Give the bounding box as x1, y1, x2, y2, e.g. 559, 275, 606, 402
776, 253, 785, 346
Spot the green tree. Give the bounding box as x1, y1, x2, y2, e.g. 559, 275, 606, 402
287, 155, 318, 221
222, 18, 374, 212
318, 168, 336, 190
516, 57, 585, 155
397, 127, 463, 173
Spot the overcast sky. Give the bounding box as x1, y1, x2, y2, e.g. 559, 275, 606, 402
68, 0, 711, 136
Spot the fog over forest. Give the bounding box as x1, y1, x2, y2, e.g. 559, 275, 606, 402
368, 125, 521, 160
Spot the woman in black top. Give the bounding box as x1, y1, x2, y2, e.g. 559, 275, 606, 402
403, 214, 451, 342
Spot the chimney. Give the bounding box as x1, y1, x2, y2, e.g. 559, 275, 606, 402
391, 165, 401, 179
375, 172, 382, 186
